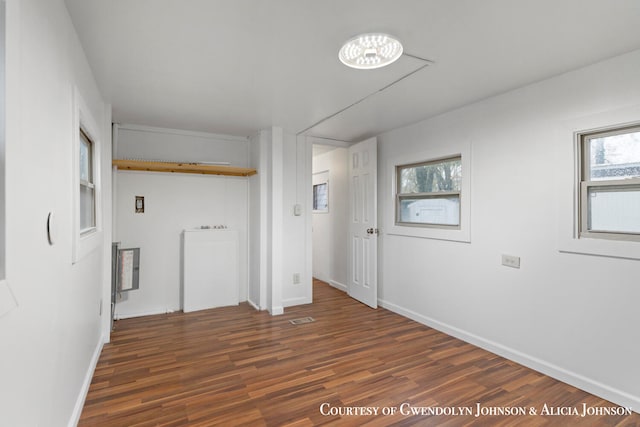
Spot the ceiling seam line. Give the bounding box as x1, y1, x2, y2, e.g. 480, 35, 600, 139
304, 135, 351, 143
296, 53, 434, 137
402, 52, 434, 63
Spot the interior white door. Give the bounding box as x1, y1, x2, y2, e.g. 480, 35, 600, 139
348, 137, 377, 308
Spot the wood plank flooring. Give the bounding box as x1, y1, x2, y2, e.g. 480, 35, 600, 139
80, 279, 639, 426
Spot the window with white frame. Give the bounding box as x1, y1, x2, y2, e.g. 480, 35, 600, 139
72, 88, 101, 263
313, 182, 328, 212
396, 156, 462, 227
578, 124, 640, 240
79, 129, 96, 233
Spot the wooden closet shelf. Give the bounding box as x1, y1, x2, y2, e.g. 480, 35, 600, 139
112, 159, 257, 177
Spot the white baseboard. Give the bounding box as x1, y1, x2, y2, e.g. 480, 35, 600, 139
328, 280, 347, 292
247, 298, 261, 311
68, 334, 105, 427
283, 296, 311, 308
378, 298, 640, 413
269, 306, 284, 315
115, 308, 174, 320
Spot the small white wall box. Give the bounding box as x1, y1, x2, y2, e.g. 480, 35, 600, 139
117, 248, 140, 291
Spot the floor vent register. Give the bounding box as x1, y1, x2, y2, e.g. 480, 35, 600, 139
289, 317, 315, 325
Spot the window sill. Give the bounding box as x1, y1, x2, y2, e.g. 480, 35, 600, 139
559, 235, 640, 260
387, 224, 470, 243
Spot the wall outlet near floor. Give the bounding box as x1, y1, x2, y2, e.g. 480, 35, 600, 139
293, 273, 301, 284
501, 254, 521, 269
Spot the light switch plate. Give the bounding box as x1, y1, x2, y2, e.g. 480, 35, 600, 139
135, 196, 144, 213
502, 254, 521, 269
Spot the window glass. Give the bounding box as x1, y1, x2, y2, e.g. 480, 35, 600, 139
587, 186, 640, 233
396, 156, 461, 227
80, 185, 95, 231
313, 182, 328, 212
588, 130, 640, 181
80, 130, 91, 183
398, 196, 460, 225
399, 158, 461, 194
79, 129, 95, 232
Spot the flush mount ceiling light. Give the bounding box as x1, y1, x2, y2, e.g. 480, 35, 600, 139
339, 33, 403, 70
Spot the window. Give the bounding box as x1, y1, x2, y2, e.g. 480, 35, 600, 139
79, 129, 96, 233
72, 87, 101, 263
313, 182, 328, 212
388, 144, 470, 243
579, 124, 640, 241
396, 156, 462, 227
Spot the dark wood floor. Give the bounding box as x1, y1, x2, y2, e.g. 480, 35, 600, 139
80, 279, 639, 426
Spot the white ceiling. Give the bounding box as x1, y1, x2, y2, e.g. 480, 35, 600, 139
65, 0, 640, 142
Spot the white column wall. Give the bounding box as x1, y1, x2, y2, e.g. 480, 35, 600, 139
248, 128, 312, 313
281, 132, 312, 307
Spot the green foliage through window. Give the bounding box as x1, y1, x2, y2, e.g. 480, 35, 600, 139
399, 158, 461, 194
396, 156, 462, 227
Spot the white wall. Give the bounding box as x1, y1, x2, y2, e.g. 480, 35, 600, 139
248, 131, 263, 309
248, 129, 278, 311
0, 0, 111, 425
312, 147, 348, 290
281, 132, 312, 307
377, 48, 640, 410
115, 124, 249, 167
0, 2, 5, 281
114, 126, 249, 318
247, 128, 312, 312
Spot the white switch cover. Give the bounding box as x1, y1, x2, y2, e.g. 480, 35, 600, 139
501, 254, 521, 269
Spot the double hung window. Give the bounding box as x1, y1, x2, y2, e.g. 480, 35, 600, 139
72, 88, 101, 263
396, 156, 461, 228
579, 125, 640, 241
79, 129, 96, 234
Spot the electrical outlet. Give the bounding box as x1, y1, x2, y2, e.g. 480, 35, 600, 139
501, 254, 521, 269
293, 273, 300, 284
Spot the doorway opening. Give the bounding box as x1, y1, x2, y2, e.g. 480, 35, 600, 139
311, 144, 349, 294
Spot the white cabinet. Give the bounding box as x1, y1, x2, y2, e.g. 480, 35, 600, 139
182, 229, 239, 313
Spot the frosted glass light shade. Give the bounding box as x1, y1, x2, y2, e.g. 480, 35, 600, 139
339, 33, 403, 69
